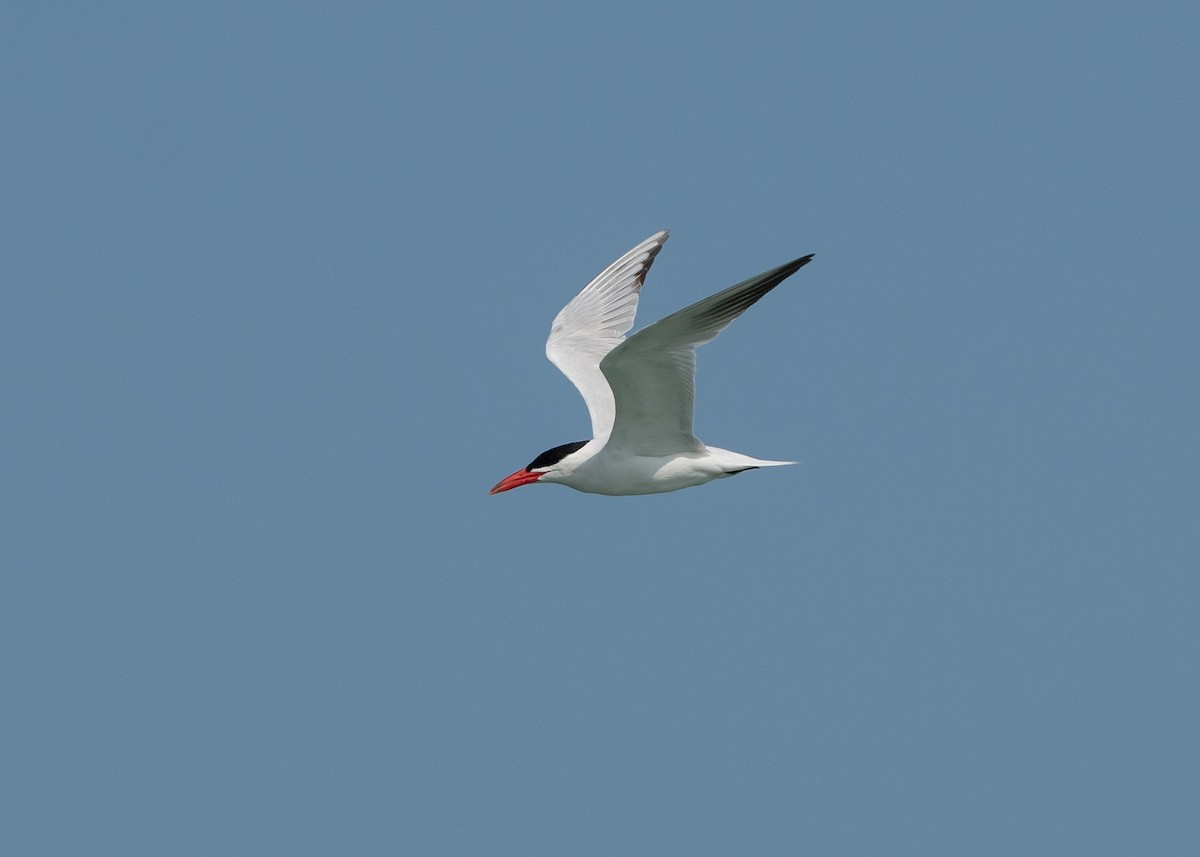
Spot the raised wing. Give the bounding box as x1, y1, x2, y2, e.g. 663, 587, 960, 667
599, 254, 814, 455
545, 230, 669, 442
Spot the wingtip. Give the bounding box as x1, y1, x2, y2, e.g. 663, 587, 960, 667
762, 253, 814, 281
772, 253, 813, 278
629, 229, 670, 261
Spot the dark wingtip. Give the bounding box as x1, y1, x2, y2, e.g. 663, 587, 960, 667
762, 253, 815, 284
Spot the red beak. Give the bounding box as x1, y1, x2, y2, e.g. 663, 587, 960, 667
489, 468, 543, 495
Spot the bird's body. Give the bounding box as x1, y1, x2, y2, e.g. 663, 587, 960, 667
490, 230, 813, 496
537, 444, 792, 496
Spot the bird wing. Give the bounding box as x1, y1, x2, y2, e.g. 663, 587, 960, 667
599, 254, 814, 456
545, 230, 669, 443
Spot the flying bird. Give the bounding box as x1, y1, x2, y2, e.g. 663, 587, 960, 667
490, 230, 813, 496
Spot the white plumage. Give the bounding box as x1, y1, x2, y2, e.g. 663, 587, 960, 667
491, 230, 813, 495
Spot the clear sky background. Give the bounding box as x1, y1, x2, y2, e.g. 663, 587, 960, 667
3, 2, 1198, 855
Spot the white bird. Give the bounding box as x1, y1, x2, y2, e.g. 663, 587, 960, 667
490, 230, 814, 496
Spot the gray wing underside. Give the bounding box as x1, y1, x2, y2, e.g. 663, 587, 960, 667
600, 254, 814, 456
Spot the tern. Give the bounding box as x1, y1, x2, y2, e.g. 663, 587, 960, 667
490, 230, 813, 496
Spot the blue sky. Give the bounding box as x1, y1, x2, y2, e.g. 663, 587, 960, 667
3, 2, 1198, 855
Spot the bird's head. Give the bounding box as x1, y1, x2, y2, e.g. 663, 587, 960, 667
489, 440, 589, 494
